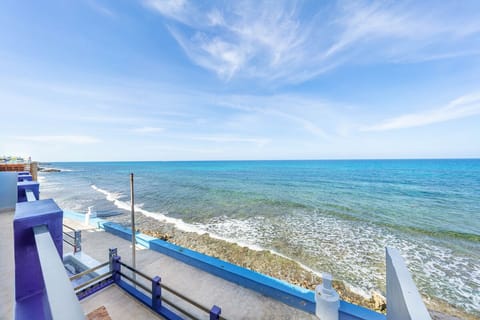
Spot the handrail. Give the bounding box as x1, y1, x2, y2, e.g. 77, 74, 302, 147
119, 261, 153, 283
63, 224, 76, 232
62, 224, 81, 253
119, 271, 151, 294
64, 232, 75, 240
74, 271, 113, 292
116, 258, 225, 320
33, 225, 85, 320
69, 261, 110, 281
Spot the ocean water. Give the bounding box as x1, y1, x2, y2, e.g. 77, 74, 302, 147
39, 159, 480, 315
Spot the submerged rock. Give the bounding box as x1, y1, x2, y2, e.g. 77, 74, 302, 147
39, 168, 61, 172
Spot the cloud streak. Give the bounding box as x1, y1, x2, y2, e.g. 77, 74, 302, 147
144, 0, 480, 83
362, 93, 480, 131
14, 135, 101, 144
194, 135, 270, 146
132, 126, 165, 134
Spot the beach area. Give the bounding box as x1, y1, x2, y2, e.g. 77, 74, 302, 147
37, 160, 480, 320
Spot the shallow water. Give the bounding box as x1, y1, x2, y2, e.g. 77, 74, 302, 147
40, 159, 480, 315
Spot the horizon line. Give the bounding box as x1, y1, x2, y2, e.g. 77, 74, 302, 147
37, 157, 480, 163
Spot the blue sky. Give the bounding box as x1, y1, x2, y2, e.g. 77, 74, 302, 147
1, 0, 480, 161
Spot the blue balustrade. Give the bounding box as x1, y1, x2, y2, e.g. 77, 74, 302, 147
17, 180, 39, 202
13, 199, 84, 319
18, 174, 33, 182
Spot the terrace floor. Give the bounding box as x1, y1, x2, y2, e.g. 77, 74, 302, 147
0, 209, 15, 318
81, 285, 164, 319
1, 208, 317, 319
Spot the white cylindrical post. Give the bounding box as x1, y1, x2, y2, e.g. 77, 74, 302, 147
315, 273, 340, 320
130, 173, 136, 270
85, 206, 93, 226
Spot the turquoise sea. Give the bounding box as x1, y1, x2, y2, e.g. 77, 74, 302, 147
39, 159, 480, 315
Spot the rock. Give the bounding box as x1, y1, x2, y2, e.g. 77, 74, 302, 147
40, 168, 61, 172
371, 291, 386, 312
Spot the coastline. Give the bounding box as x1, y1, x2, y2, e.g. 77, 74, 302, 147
104, 211, 474, 320
37, 163, 479, 320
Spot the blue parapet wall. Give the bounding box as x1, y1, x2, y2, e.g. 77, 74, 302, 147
89, 218, 384, 320
17, 181, 39, 202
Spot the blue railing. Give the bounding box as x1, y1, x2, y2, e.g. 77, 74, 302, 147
71, 248, 223, 320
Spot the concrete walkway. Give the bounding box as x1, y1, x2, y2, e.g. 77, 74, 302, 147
81, 285, 164, 319
64, 217, 317, 320
0, 210, 15, 319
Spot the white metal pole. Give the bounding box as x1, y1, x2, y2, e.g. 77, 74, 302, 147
130, 173, 136, 274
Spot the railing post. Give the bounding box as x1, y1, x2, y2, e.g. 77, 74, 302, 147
112, 255, 121, 283
210, 305, 221, 320
109, 248, 117, 272
315, 273, 340, 320
151, 276, 162, 311
74, 230, 81, 253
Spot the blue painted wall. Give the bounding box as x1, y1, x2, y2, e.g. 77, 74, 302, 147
0, 172, 17, 210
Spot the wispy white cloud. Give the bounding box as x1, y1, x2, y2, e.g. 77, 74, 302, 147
216, 94, 332, 139
131, 126, 165, 134
14, 135, 100, 144
194, 135, 270, 146
145, 0, 189, 23
87, 0, 116, 17
362, 93, 480, 131
145, 0, 480, 83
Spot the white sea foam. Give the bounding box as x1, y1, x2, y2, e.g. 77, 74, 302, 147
90, 183, 479, 314
90, 185, 309, 261
92, 184, 223, 235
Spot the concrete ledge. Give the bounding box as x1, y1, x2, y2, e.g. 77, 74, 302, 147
386, 247, 431, 320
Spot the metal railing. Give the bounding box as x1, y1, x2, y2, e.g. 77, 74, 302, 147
110, 248, 224, 320
67, 248, 225, 319
118, 260, 224, 320
63, 224, 81, 253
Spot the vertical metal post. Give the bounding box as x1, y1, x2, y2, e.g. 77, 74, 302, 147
112, 255, 121, 283
109, 248, 117, 273
210, 305, 221, 320
151, 276, 162, 311
130, 173, 136, 284
74, 230, 82, 253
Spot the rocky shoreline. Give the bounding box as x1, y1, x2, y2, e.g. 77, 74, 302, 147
105, 212, 474, 320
